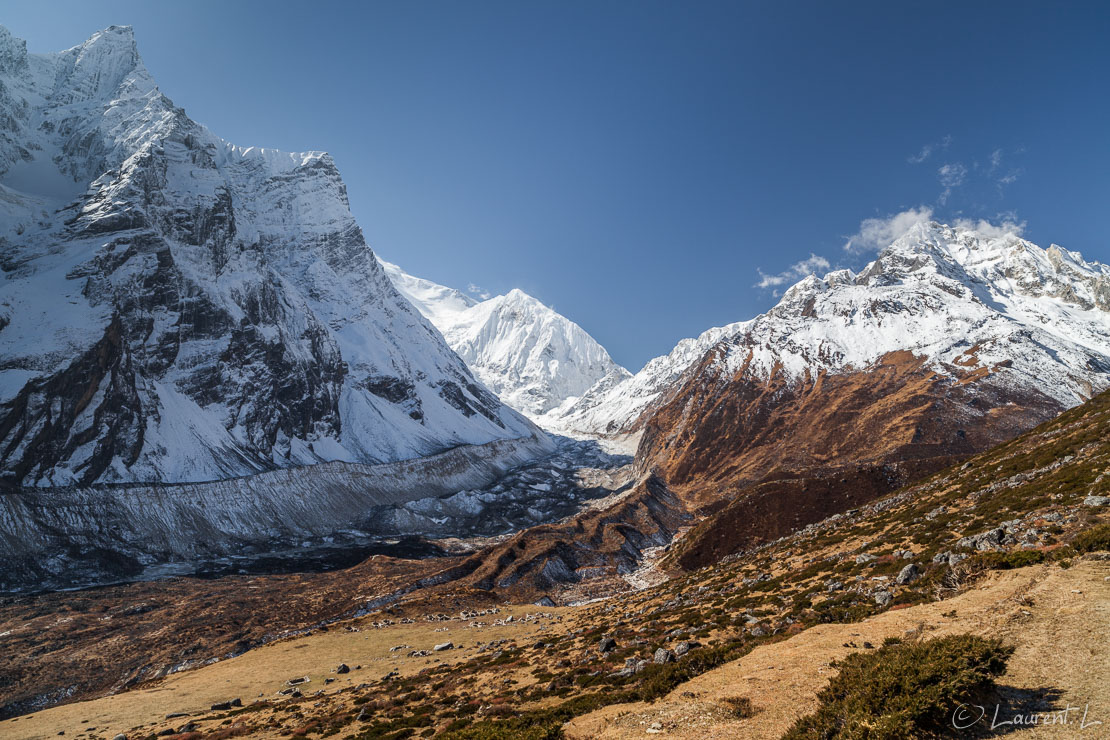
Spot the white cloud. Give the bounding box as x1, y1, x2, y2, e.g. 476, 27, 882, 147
937, 162, 967, 187
755, 253, 832, 292
989, 148, 1002, 172
986, 148, 1022, 188
467, 283, 491, 300
936, 162, 968, 205
907, 134, 951, 164
907, 145, 933, 164
843, 206, 934, 254
952, 215, 1025, 239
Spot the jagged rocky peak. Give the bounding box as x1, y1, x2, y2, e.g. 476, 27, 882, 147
380, 259, 626, 419
0, 24, 28, 73
0, 25, 543, 487
54, 25, 145, 103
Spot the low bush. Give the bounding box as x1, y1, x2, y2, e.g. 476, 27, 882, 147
781, 634, 1013, 739
972, 549, 1045, 570
1072, 522, 1110, 553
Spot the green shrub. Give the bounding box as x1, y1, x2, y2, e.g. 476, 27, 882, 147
781, 634, 1013, 739
972, 549, 1045, 570
1072, 523, 1110, 553
721, 696, 756, 718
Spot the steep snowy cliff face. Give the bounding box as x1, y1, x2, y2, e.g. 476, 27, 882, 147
556, 222, 1110, 435
380, 260, 627, 419
0, 26, 542, 486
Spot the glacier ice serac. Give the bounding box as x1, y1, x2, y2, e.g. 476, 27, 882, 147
379, 259, 627, 420
0, 25, 549, 487
554, 221, 1110, 435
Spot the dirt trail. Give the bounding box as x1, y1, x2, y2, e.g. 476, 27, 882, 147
566, 559, 1110, 739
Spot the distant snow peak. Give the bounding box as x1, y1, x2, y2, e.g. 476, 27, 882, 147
380, 260, 625, 419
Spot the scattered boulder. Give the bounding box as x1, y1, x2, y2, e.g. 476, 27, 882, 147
825, 580, 843, 592
1084, 495, 1110, 507
336, 663, 350, 674
895, 563, 922, 585
855, 553, 877, 565
874, 590, 894, 607
933, 551, 970, 568
598, 637, 617, 653
674, 640, 701, 657
653, 648, 676, 664
433, 641, 454, 652
957, 526, 1016, 552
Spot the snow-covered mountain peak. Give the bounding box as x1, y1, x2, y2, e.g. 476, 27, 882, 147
0, 26, 544, 486
52, 25, 147, 104
840, 220, 1110, 313
379, 259, 478, 326
378, 260, 625, 419
713, 221, 1110, 407
552, 220, 1110, 435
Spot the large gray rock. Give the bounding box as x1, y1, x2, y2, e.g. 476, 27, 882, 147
895, 563, 922, 585
653, 648, 676, 664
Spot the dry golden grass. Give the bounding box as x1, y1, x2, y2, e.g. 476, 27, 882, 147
3, 604, 573, 740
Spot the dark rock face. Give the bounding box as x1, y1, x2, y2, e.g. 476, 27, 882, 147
0, 317, 143, 486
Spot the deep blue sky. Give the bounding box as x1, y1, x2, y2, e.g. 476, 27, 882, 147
5, 1, 1109, 369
